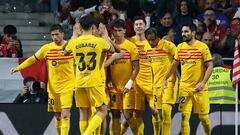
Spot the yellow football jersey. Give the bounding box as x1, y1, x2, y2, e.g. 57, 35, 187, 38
66, 35, 110, 88
150, 39, 176, 87
35, 42, 74, 94
108, 39, 138, 93
175, 40, 212, 90
129, 36, 153, 94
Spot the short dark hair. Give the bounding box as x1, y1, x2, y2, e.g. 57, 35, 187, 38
111, 19, 126, 29
3, 25, 17, 34
181, 24, 197, 32
23, 77, 35, 85
145, 27, 158, 37
79, 14, 95, 30
133, 16, 146, 25
50, 24, 63, 32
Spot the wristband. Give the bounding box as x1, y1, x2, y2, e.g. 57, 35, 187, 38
124, 79, 133, 90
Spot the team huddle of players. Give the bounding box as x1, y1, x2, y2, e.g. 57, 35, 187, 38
11, 14, 213, 135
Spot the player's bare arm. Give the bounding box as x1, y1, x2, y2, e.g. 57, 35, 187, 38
195, 60, 213, 91
123, 60, 139, 94
162, 59, 180, 93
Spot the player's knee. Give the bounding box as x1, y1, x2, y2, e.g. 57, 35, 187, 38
97, 105, 108, 116
123, 110, 133, 120
198, 114, 210, 123
61, 109, 71, 119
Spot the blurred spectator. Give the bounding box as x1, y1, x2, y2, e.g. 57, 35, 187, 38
0, 25, 23, 58
141, 1, 157, 29
195, 20, 207, 40
174, 0, 194, 44
203, 8, 227, 49
156, 11, 173, 38
13, 76, 47, 104
197, 0, 229, 29
156, 0, 178, 17
56, 0, 71, 25
216, 0, 237, 19
208, 54, 235, 104
126, 0, 143, 19
201, 32, 218, 54
162, 27, 176, 43
220, 18, 240, 58
112, 1, 135, 37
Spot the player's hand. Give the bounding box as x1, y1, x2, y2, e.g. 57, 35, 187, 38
72, 22, 82, 39
10, 67, 18, 74
107, 81, 114, 89
161, 80, 167, 94
195, 82, 205, 92
112, 52, 124, 60
20, 86, 28, 96
99, 23, 108, 38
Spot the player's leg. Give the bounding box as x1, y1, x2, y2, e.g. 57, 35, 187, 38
48, 91, 61, 135
60, 91, 73, 135
179, 90, 192, 135
194, 90, 211, 135
55, 112, 62, 135
120, 120, 129, 135
153, 88, 162, 135
109, 92, 122, 135
123, 91, 138, 135
148, 94, 161, 135
83, 86, 108, 135
135, 87, 145, 135
75, 88, 91, 134
161, 82, 178, 135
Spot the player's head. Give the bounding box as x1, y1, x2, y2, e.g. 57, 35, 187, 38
92, 15, 106, 37
79, 14, 98, 35
145, 27, 160, 48
133, 16, 147, 35
181, 24, 196, 43
50, 24, 64, 44
111, 19, 126, 40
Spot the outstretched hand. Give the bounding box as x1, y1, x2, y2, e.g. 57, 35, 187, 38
10, 67, 18, 74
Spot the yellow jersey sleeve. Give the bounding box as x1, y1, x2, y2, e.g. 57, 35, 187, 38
35, 44, 49, 60
129, 42, 139, 61
65, 39, 75, 54
202, 43, 212, 62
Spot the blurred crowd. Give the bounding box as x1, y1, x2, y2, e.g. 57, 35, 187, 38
56, 0, 240, 67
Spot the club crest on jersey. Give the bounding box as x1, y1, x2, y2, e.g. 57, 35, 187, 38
180, 60, 185, 65
147, 56, 152, 62
52, 60, 57, 66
